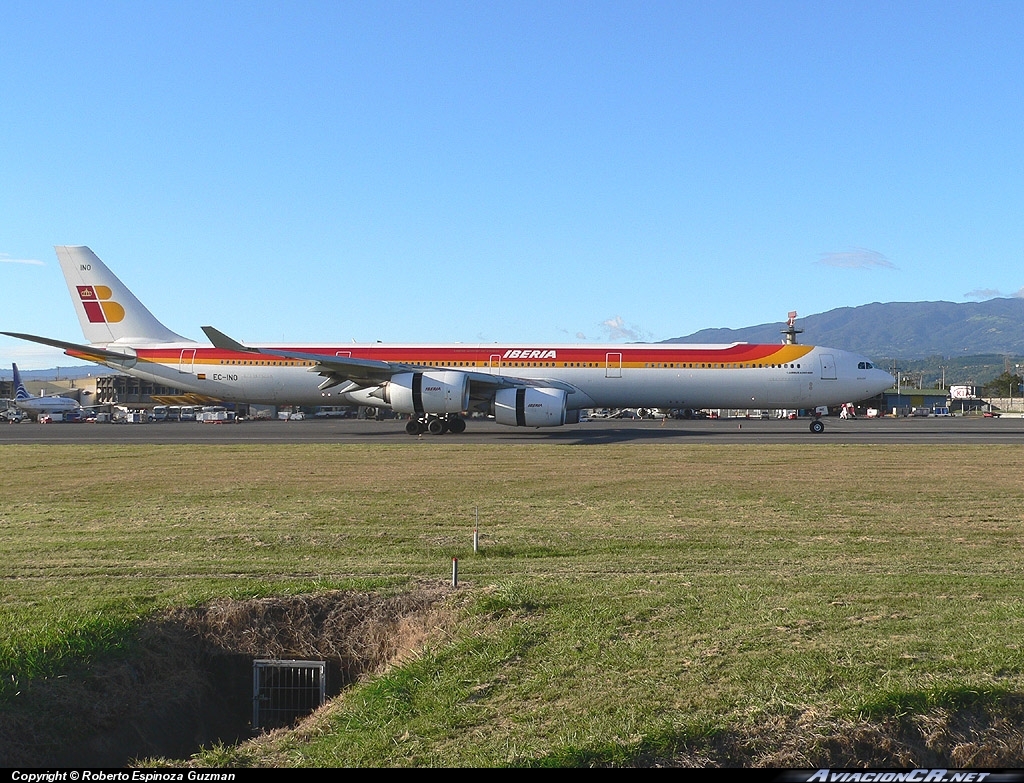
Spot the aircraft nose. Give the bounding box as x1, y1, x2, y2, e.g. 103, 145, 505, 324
850, 351, 894, 393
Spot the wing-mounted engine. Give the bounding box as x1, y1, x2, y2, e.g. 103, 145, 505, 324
383, 371, 470, 415
494, 387, 567, 427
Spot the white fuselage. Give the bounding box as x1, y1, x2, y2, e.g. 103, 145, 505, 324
86, 340, 894, 414
14, 395, 81, 415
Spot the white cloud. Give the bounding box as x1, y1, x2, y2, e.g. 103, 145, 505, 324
816, 248, 896, 270
599, 316, 649, 342
963, 287, 1024, 300
0, 342, 81, 371
964, 288, 1002, 300
559, 327, 589, 340
0, 253, 44, 266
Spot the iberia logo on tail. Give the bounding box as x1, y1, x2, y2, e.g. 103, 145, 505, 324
77, 286, 125, 324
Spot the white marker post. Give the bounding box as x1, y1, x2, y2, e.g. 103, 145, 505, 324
452, 557, 458, 587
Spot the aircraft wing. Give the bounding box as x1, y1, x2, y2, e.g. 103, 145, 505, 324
201, 327, 581, 398
461, 372, 578, 394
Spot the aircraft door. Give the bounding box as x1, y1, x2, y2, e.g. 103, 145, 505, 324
179, 349, 196, 374
606, 352, 622, 378
490, 354, 502, 374
819, 354, 837, 380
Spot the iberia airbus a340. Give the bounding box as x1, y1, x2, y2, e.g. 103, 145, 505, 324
4, 246, 894, 434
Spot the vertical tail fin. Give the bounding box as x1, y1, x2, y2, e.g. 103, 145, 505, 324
12, 364, 31, 401
55, 246, 191, 345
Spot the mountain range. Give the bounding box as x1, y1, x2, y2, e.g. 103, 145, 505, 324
666, 298, 1024, 362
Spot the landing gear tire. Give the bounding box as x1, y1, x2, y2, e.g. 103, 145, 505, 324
407, 415, 464, 435
810, 419, 825, 434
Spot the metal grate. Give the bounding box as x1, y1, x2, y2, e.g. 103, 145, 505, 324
252, 659, 326, 730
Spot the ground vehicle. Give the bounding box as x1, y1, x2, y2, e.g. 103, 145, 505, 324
315, 406, 356, 418
197, 405, 234, 422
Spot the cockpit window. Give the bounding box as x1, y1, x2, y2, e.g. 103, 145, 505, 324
857, 361, 874, 370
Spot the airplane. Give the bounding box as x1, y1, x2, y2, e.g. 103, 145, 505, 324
3, 246, 895, 435
6, 363, 83, 417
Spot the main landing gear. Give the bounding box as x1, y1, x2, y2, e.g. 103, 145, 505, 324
405, 414, 467, 436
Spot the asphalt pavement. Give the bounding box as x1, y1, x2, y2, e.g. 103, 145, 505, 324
1, 415, 1022, 445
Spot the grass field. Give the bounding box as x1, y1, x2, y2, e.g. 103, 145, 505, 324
2, 443, 1024, 767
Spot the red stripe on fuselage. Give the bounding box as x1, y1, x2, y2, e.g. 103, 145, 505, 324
130, 344, 813, 367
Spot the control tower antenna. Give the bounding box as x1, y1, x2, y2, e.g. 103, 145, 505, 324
782, 311, 803, 345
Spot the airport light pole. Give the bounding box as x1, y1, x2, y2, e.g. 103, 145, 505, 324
889, 359, 901, 416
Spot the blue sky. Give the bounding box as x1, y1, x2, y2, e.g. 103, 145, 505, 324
3, 1, 1023, 369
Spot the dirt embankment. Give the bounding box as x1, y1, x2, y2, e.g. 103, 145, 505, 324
0, 585, 450, 767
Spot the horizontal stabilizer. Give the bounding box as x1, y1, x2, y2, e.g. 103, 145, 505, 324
1, 331, 141, 362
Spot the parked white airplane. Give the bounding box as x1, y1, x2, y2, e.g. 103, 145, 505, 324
7, 363, 82, 416
4, 246, 894, 434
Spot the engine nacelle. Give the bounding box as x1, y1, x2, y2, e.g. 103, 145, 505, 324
494, 387, 567, 427
385, 371, 469, 415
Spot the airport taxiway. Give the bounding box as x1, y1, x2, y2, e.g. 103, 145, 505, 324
1, 416, 1022, 444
